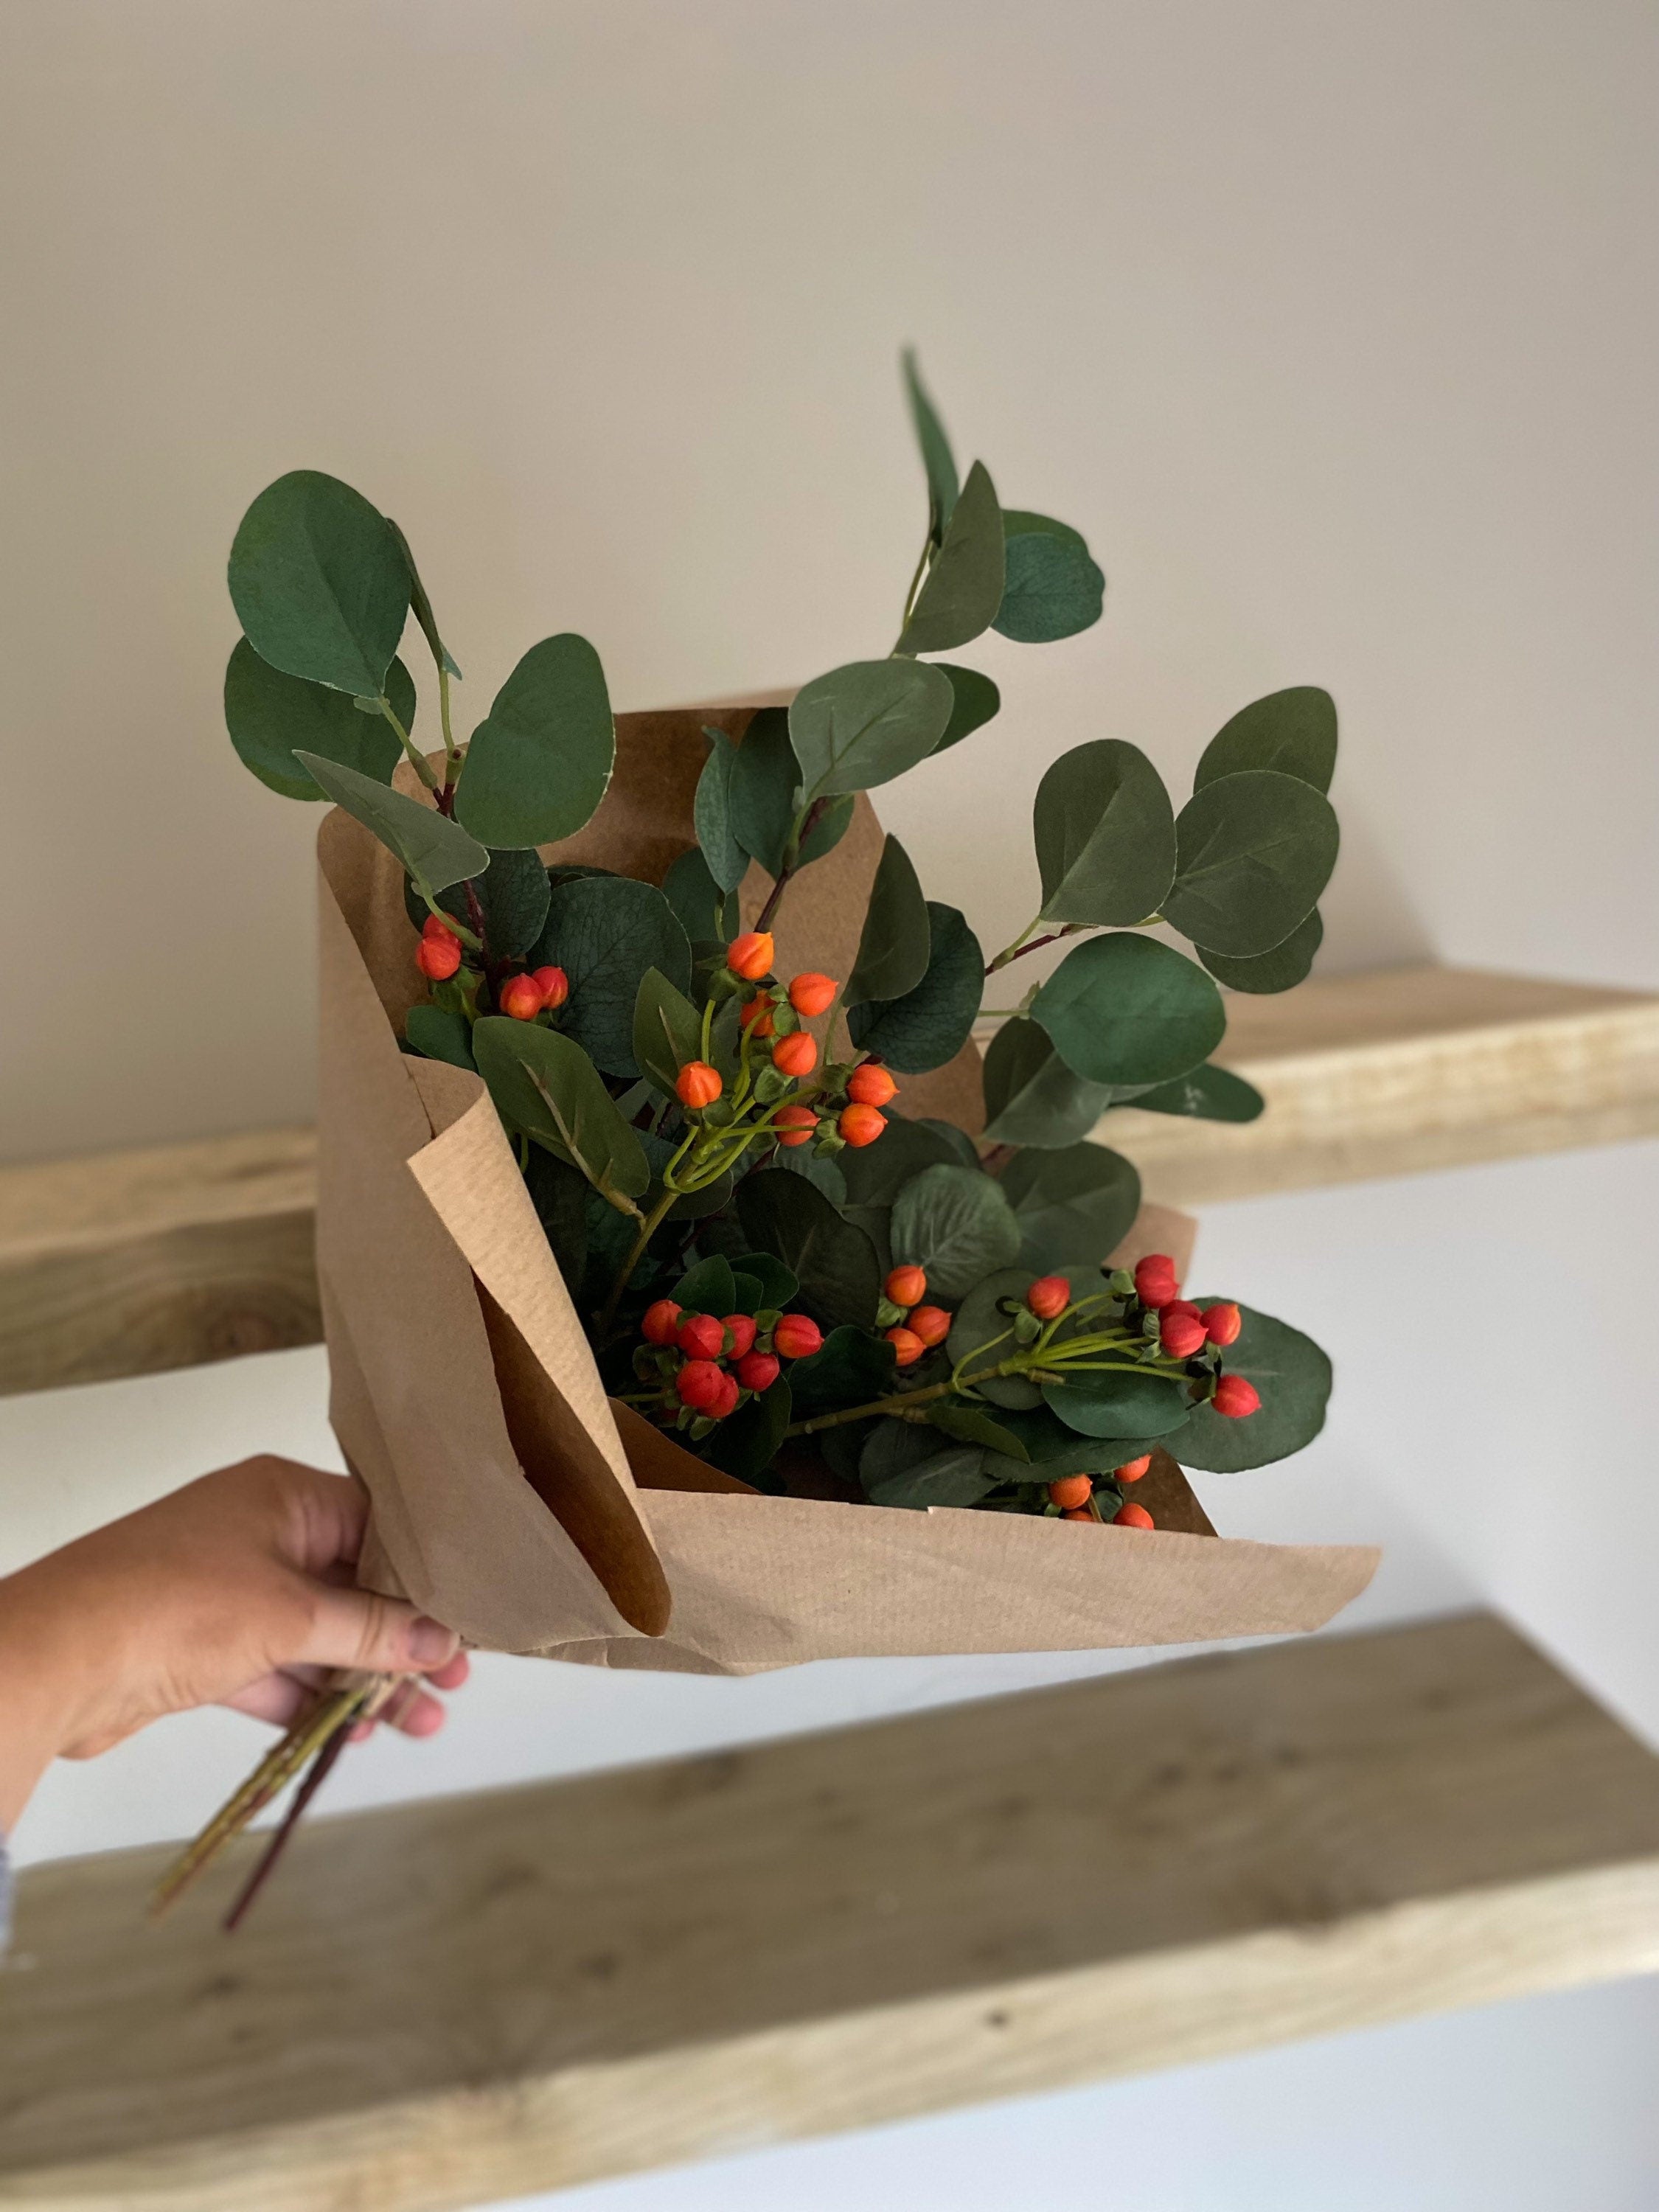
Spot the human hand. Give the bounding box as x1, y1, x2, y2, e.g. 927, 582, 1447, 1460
0, 1455, 467, 1831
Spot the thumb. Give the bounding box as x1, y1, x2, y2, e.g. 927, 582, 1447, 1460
293, 1582, 460, 1675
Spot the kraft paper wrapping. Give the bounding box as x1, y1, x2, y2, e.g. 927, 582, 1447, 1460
317, 702, 1377, 1674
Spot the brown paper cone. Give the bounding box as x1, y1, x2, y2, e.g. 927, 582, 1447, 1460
316, 700, 1377, 1672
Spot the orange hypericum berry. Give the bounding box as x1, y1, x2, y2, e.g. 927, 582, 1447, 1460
727, 931, 775, 981
771, 1031, 818, 1078
1203, 1301, 1242, 1347
772, 1313, 823, 1360
676, 1359, 726, 1411
1113, 1502, 1155, 1529
675, 1060, 723, 1109
641, 1298, 682, 1346
1115, 1454, 1152, 1484
773, 1104, 818, 1148
886, 1264, 928, 1308
736, 1349, 780, 1393
1062, 1506, 1096, 1523
499, 973, 545, 1021
1133, 1253, 1180, 1308
1213, 1374, 1262, 1419
788, 971, 838, 1017
846, 1062, 898, 1107
723, 1313, 757, 1360
1048, 1474, 1093, 1511
530, 964, 569, 1009
708, 1369, 740, 1420
907, 1304, 951, 1348
886, 1325, 925, 1368
1159, 1306, 1207, 1359
740, 993, 776, 1037
1026, 1275, 1070, 1321
676, 1312, 726, 1361
416, 929, 462, 981
839, 1102, 886, 1147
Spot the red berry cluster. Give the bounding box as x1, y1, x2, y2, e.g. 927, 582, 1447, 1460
1130, 1256, 1259, 1419
878, 1265, 951, 1368
414, 915, 569, 1024
637, 1296, 824, 1433
1047, 1461, 1156, 1528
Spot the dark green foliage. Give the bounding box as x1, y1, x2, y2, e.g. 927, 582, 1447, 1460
787, 1325, 897, 1417
404, 1004, 476, 1072
1199, 907, 1323, 994
529, 877, 692, 1078
1171, 1304, 1332, 1471
1001, 1142, 1141, 1271
846, 902, 982, 1072
728, 708, 854, 877
662, 848, 740, 944
1034, 740, 1175, 926
930, 664, 1001, 754
896, 460, 1005, 655
471, 1017, 649, 1203
225, 642, 412, 799
790, 660, 956, 800
838, 1113, 967, 1206
846, 835, 931, 1007
1040, 1365, 1192, 1441
890, 1164, 1021, 1298
736, 1169, 882, 1330
229, 470, 409, 697
980, 1019, 1113, 1147
1125, 1064, 1265, 1123
1032, 933, 1225, 1087
993, 512, 1105, 643
902, 348, 960, 532
296, 752, 488, 899
1164, 771, 1338, 958
403, 845, 552, 960
1195, 687, 1337, 796
694, 727, 748, 892
703, 1380, 793, 1484
455, 633, 615, 849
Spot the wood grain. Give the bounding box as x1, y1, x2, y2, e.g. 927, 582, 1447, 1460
4, 965, 1657, 1397
4, 1613, 1659, 2211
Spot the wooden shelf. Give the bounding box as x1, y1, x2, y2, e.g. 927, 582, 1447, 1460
5, 1613, 1659, 2211
2, 964, 1655, 1397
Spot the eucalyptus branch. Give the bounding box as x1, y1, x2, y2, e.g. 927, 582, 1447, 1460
597, 1185, 681, 1340
755, 796, 830, 934
984, 918, 1085, 976
378, 698, 439, 791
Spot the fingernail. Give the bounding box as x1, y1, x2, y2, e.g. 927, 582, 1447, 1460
408, 1615, 456, 1666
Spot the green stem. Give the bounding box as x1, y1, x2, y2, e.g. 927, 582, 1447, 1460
597, 1186, 680, 1340
437, 661, 461, 785
380, 699, 439, 791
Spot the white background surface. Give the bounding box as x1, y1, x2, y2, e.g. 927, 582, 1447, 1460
4, 1, 1658, 2206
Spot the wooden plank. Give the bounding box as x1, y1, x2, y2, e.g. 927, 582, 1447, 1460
1099, 964, 1659, 1205
4, 1613, 1659, 2211
4, 965, 1657, 1397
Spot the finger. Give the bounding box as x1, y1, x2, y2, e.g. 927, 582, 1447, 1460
292, 1583, 459, 1677
422, 1651, 470, 1692
223, 1674, 311, 1730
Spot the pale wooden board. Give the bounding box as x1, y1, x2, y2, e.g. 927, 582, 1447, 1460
4, 967, 1658, 1396
4, 1613, 1659, 2211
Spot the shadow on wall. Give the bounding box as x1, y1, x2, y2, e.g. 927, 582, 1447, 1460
1317, 807, 1437, 975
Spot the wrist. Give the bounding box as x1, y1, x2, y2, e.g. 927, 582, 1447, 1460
0, 1555, 117, 1829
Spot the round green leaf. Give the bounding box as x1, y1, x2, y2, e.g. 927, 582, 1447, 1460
632, 967, 703, 1097
993, 516, 1105, 644
789, 659, 954, 800
946, 1266, 1043, 1408
662, 848, 739, 945
1034, 740, 1176, 926
703, 1378, 793, 1485
471, 1018, 649, 1202
404, 845, 551, 960
226, 640, 412, 799
1164, 770, 1339, 958
1032, 933, 1225, 1088
1170, 1304, 1332, 1471
980, 1019, 1113, 1147
1194, 687, 1337, 796
1199, 907, 1323, 994
1001, 1141, 1141, 1271
975, 1404, 1138, 1481
1040, 1365, 1191, 1440
455, 633, 615, 849
529, 877, 692, 1078
902, 349, 960, 532
866, 1444, 996, 1512
404, 1004, 476, 1072
847, 835, 931, 1008
228, 470, 410, 698
728, 707, 855, 877
890, 1164, 1020, 1299
296, 751, 488, 897
787, 1324, 898, 1418
897, 460, 1006, 655
735, 1169, 882, 1332
846, 901, 983, 1074
931, 664, 1001, 754
839, 1112, 967, 1206
386, 517, 461, 679
1121, 1063, 1265, 1123
694, 727, 748, 892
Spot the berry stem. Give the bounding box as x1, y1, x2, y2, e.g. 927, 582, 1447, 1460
754, 796, 830, 935
597, 1186, 681, 1340
378, 698, 440, 792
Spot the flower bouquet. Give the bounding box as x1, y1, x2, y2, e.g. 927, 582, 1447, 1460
159, 360, 1375, 1919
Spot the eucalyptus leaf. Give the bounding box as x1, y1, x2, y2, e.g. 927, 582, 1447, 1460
736, 1169, 882, 1330
523, 1146, 588, 1298
931, 664, 1001, 754
896, 459, 1005, 655
386, 518, 461, 679
1172, 1304, 1332, 1471
1123, 1063, 1265, 1122
945, 1266, 1043, 1409
838, 1112, 966, 1206
663, 848, 739, 945
846, 902, 982, 1074
529, 877, 692, 1077
225, 641, 413, 799
471, 1018, 650, 1203
789, 660, 954, 801
403, 1004, 476, 1071
864, 1443, 996, 1511
228, 470, 409, 697
891, 1164, 1021, 1298
1032, 933, 1225, 1088
728, 707, 854, 877
1034, 740, 1176, 926
771, 1146, 849, 1205
404, 845, 551, 960
296, 751, 489, 897
902, 348, 959, 532
728, 1251, 800, 1307
1164, 770, 1339, 959
846, 835, 931, 1008
1040, 1365, 1191, 1441
672, 1254, 736, 1313
787, 1324, 897, 1418
455, 633, 615, 848
694, 726, 748, 892
703, 1379, 792, 1485
1199, 907, 1323, 994
632, 967, 703, 1097
980, 1019, 1113, 1147
993, 512, 1105, 644
860, 1416, 945, 1487
1195, 686, 1337, 796
1001, 1142, 1141, 1270
974, 1403, 1140, 1478
925, 1402, 1031, 1458
916, 1117, 984, 1170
